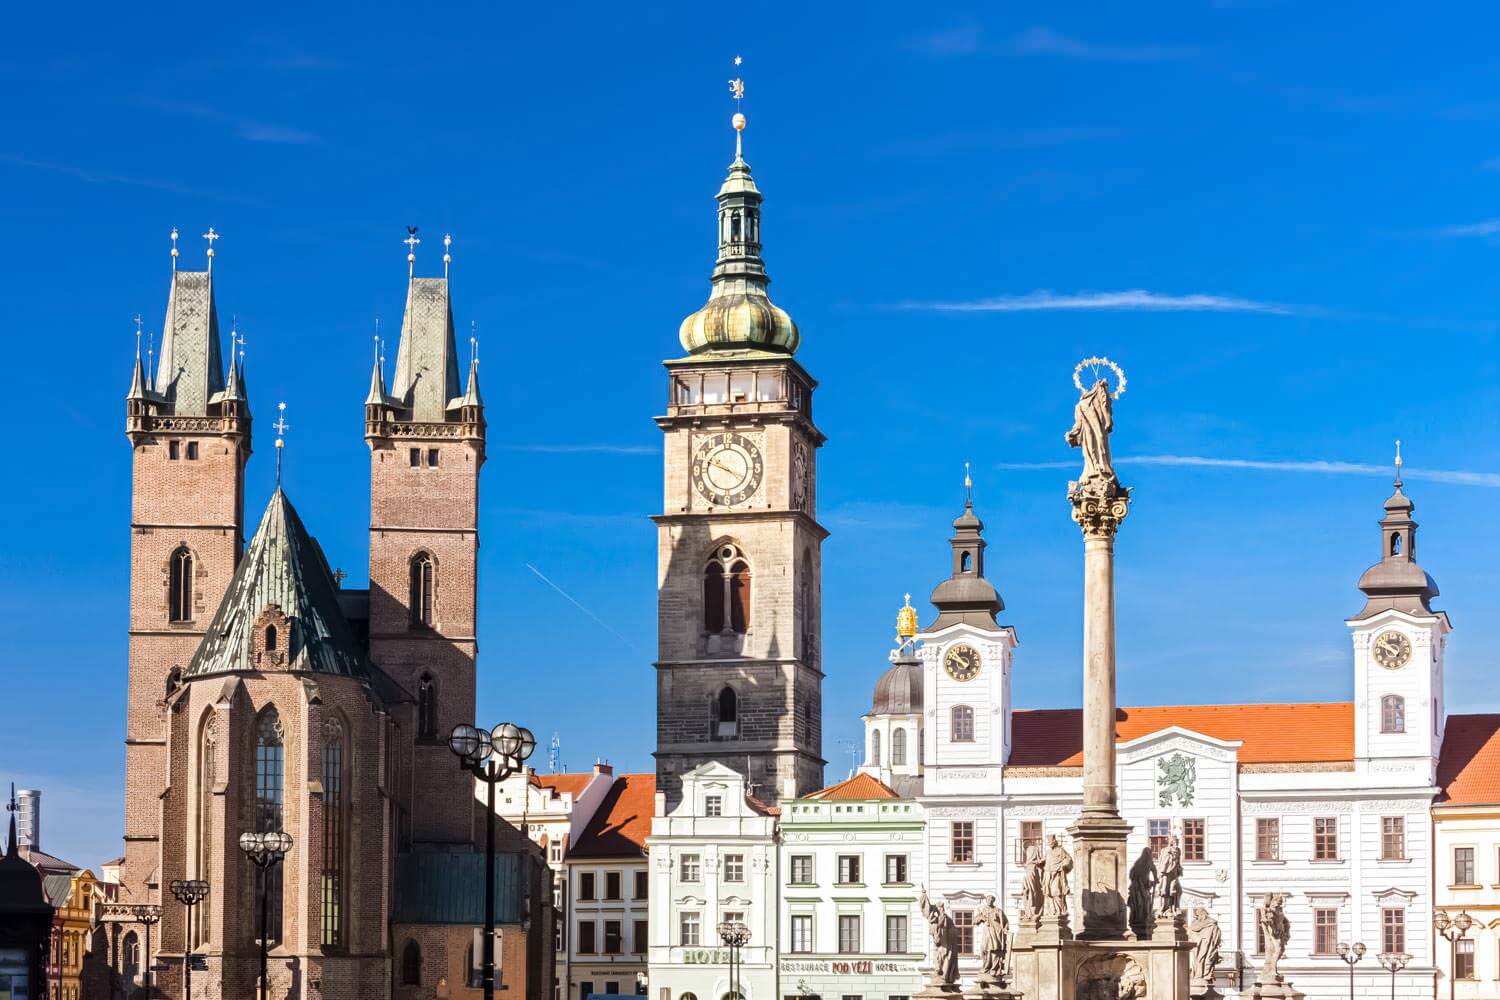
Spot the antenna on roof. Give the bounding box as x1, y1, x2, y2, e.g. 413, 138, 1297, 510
837, 738, 859, 780
548, 732, 562, 773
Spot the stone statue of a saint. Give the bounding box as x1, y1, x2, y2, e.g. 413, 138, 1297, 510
1020, 843, 1045, 921
1127, 847, 1156, 932
1258, 893, 1290, 983
975, 894, 1009, 983
1156, 837, 1183, 916
1188, 906, 1222, 985
1042, 835, 1073, 918
1066, 377, 1117, 489
921, 887, 960, 988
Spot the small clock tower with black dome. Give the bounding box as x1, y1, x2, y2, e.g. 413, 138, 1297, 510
652, 101, 826, 808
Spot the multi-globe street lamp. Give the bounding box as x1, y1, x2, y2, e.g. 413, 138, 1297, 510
130, 904, 161, 997
1378, 951, 1411, 1000
238, 830, 293, 1000
449, 721, 536, 1000
717, 919, 750, 1000
1336, 941, 1366, 1000
1436, 911, 1474, 1000
168, 878, 209, 1000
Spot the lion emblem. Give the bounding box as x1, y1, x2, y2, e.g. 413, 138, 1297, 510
1157, 753, 1196, 807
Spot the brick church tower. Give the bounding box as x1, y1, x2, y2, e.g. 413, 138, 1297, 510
122, 231, 250, 909
653, 113, 827, 807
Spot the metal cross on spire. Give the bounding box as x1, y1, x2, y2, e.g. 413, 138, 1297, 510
404, 226, 420, 279
170, 227, 180, 270
470, 321, 479, 369
235, 328, 246, 368
133, 313, 143, 359
273, 402, 290, 484
729, 55, 747, 158
203, 227, 220, 271
1394, 438, 1404, 489
443, 233, 453, 279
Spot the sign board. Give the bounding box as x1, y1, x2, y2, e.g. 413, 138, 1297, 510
189, 955, 210, 972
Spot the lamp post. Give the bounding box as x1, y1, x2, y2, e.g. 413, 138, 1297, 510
131, 905, 161, 998
1336, 942, 1366, 1000
168, 879, 209, 1000
1435, 911, 1474, 1000
238, 831, 292, 1000
449, 721, 536, 1000
1378, 951, 1410, 1000
717, 919, 750, 1000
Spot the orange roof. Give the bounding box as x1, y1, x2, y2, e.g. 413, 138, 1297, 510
533, 772, 596, 799
1009, 702, 1354, 767
570, 774, 655, 859
1438, 715, 1500, 805
805, 772, 900, 801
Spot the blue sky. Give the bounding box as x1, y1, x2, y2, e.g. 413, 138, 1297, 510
3, 2, 1498, 869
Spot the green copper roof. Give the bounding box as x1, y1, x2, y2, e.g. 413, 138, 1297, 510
393, 849, 528, 925
184, 489, 368, 679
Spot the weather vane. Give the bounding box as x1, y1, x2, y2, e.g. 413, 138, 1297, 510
729, 55, 747, 157
443, 233, 453, 278
203, 227, 220, 270
404, 226, 420, 278
273, 402, 289, 483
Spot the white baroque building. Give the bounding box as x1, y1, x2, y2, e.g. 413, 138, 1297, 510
1433, 715, 1500, 997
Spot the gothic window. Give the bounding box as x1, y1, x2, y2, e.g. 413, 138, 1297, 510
169, 546, 193, 622
951, 705, 975, 743
713, 686, 739, 739
196, 714, 216, 945
264, 624, 278, 651
891, 728, 907, 766
122, 931, 139, 983
870, 729, 881, 767
401, 940, 422, 986
410, 552, 435, 627
1381, 694, 1405, 734
255, 709, 285, 945
321, 716, 348, 950
417, 673, 438, 739
703, 544, 751, 635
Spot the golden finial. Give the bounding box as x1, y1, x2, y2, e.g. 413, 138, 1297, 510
896, 593, 918, 642
169, 227, 179, 270
729, 55, 746, 158
203, 227, 220, 271
273, 402, 289, 484
443, 233, 453, 278
404, 226, 420, 279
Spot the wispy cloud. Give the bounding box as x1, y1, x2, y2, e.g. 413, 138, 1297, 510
1435, 219, 1500, 238
891, 290, 1303, 315
912, 25, 1199, 63
997, 454, 1500, 487
525, 563, 644, 653
495, 443, 656, 455
0, 152, 237, 199
138, 97, 322, 145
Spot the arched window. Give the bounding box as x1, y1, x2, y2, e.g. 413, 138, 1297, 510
960, 551, 972, 573
169, 546, 193, 622
322, 716, 348, 949
1381, 694, 1406, 734
704, 544, 751, 635
1390, 532, 1402, 556
951, 705, 975, 743
409, 553, 435, 627
401, 940, 422, 986
730, 210, 742, 241
255, 709, 285, 944
714, 686, 739, 739
264, 624, 278, 651
196, 714, 216, 945
891, 728, 908, 766
417, 673, 437, 740
870, 729, 882, 767
122, 931, 139, 984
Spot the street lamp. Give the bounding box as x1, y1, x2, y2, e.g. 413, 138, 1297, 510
168, 879, 209, 1000
1336, 942, 1366, 1000
449, 721, 536, 1000
130, 905, 161, 998
1378, 951, 1411, 1000
717, 919, 750, 1000
1436, 911, 1474, 1000
238, 831, 292, 1000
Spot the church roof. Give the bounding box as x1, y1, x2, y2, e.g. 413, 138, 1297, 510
390, 277, 463, 422
1008, 702, 1355, 767
803, 772, 899, 801
184, 489, 369, 679
1438, 714, 1500, 806
153, 269, 226, 416
570, 774, 655, 859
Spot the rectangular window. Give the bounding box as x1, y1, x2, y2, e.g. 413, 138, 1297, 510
724, 853, 745, 883
1182, 818, 1206, 862
790, 914, 813, 953
1455, 847, 1476, 885
705, 795, 723, 817
951, 821, 975, 864
791, 855, 814, 884
1313, 817, 1339, 861
169, 440, 180, 460
1382, 908, 1405, 955
606, 984, 620, 997
1256, 818, 1280, 861
633, 919, 648, 954
681, 854, 701, 883
186, 441, 198, 460
1381, 817, 1405, 861
729, 372, 753, 403
427, 448, 439, 467
580, 872, 596, 901
1148, 819, 1171, 858
951, 705, 975, 742
554, 919, 564, 953
723, 911, 746, 936
953, 910, 974, 955
885, 915, 909, 954
580, 984, 593, 1000
605, 872, 621, 900
837, 855, 862, 885
604, 920, 622, 955
409, 447, 420, 467
1254, 907, 1265, 954
1456, 939, 1475, 979
838, 915, 862, 954
634, 871, 649, 899
1313, 908, 1338, 955
884, 854, 908, 885
702, 374, 728, 404
1018, 821, 1043, 864
578, 921, 597, 954
680, 912, 701, 947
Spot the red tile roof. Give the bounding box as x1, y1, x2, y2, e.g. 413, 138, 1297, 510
1438, 714, 1500, 805
1009, 702, 1354, 767
805, 772, 900, 801
532, 772, 596, 800
569, 774, 655, 859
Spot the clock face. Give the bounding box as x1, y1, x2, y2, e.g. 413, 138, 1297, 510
1372, 630, 1412, 669
692, 432, 764, 507
944, 643, 982, 682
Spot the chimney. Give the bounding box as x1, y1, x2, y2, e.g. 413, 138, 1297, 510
593, 759, 613, 777
17, 789, 40, 853
654, 791, 667, 817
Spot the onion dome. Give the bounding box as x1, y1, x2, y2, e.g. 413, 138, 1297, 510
1354, 461, 1440, 619
873, 659, 923, 716
678, 114, 800, 355
929, 498, 1004, 631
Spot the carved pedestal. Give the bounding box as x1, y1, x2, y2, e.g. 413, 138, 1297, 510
1067, 813, 1131, 940
1248, 980, 1305, 1000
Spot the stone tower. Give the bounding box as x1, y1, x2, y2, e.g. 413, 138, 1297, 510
653, 116, 826, 807
365, 240, 485, 844
123, 233, 250, 907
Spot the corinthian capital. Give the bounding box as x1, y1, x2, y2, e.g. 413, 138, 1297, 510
1069, 480, 1132, 539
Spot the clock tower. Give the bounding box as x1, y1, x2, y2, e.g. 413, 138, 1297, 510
652, 110, 826, 808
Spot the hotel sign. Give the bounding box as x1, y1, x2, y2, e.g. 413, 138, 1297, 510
779, 960, 921, 975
